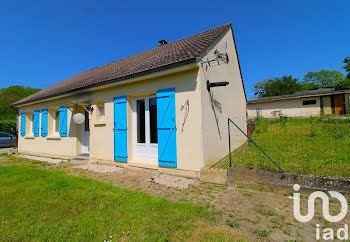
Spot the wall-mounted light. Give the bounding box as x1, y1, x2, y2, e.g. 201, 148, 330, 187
206, 80, 229, 92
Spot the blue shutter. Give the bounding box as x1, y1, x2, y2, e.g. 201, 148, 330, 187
20, 113, 26, 136
114, 96, 128, 162
59, 106, 67, 137
157, 88, 177, 167
33, 110, 40, 137
41, 109, 48, 137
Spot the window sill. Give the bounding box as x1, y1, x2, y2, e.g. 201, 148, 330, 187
47, 136, 61, 140
94, 121, 106, 126
24, 136, 35, 139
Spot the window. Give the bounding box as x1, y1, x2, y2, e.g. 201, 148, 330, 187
137, 99, 146, 143
135, 97, 157, 145
53, 111, 60, 136
149, 97, 157, 144
31, 113, 35, 135
24, 112, 32, 136
99, 105, 105, 121
84, 110, 90, 131
96, 100, 105, 122
303, 100, 316, 105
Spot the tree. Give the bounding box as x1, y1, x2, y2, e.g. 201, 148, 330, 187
336, 78, 350, 89
0, 85, 41, 105
343, 57, 350, 79
302, 70, 344, 88
254, 75, 300, 98
0, 85, 41, 121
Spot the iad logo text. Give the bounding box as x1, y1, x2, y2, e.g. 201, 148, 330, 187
292, 184, 348, 240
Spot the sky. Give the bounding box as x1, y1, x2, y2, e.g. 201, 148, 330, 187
0, 0, 349, 99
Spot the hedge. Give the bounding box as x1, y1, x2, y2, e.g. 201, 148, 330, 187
0, 120, 17, 135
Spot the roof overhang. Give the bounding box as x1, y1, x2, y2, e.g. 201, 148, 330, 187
248, 89, 350, 104
13, 59, 197, 108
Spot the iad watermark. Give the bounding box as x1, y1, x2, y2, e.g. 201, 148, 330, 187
291, 184, 348, 240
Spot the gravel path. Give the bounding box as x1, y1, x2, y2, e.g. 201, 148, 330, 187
17, 154, 64, 164
73, 164, 124, 173
0, 148, 12, 154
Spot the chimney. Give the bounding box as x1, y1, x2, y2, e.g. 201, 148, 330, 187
158, 40, 168, 46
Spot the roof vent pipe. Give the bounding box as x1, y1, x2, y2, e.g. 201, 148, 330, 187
158, 40, 168, 46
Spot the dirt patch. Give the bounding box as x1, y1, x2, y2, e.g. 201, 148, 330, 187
72, 164, 124, 173
0, 148, 12, 154
149, 173, 198, 189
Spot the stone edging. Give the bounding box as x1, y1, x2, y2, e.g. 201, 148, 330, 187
227, 167, 350, 194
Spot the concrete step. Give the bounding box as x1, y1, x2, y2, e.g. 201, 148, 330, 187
70, 153, 90, 164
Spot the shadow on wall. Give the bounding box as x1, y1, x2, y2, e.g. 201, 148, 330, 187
68, 106, 76, 138
209, 90, 222, 139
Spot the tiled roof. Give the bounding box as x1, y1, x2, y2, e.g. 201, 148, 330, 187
248, 87, 350, 104
13, 23, 231, 106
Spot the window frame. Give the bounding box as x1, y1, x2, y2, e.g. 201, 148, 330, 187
96, 100, 105, 122
133, 95, 158, 146
31, 113, 35, 136
53, 110, 60, 136
302, 99, 317, 106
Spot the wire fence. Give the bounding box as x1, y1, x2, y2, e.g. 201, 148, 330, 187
215, 112, 350, 178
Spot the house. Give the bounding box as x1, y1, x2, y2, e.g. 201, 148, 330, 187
247, 87, 350, 119
12, 23, 247, 177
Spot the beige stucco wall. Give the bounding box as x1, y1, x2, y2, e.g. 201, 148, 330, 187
321, 96, 332, 115
247, 97, 321, 119
17, 68, 206, 172
17, 98, 81, 158
198, 27, 247, 167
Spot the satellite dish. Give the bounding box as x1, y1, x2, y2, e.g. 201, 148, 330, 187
73, 113, 85, 124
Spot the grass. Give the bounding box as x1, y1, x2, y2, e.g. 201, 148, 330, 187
216, 116, 350, 177
0, 163, 247, 241
253, 227, 272, 237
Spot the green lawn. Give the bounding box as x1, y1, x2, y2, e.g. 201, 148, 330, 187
0, 163, 241, 241
216, 116, 350, 177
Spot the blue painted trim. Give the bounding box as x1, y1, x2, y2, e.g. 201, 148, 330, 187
114, 95, 127, 101
114, 156, 128, 162
59, 106, 68, 137
158, 161, 177, 168
114, 96, 128, 162
41, 109, 48, 137
157, 87, 175, 95
33, 110, 40, 137
156, 87, 177, 168
20, 112, 26, 136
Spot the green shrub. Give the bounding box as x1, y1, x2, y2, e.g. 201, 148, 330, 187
271, 110, 288, 126
0, 105, 16, 121
0, 120, 17, 135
